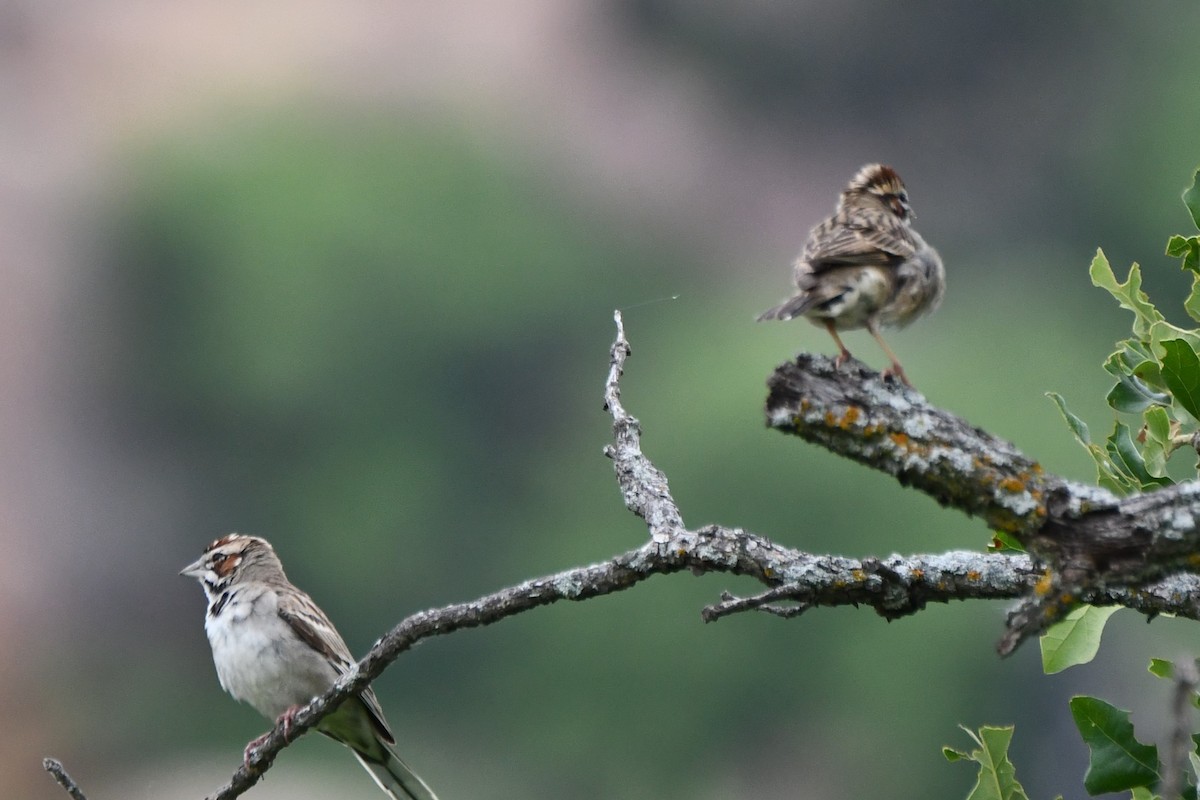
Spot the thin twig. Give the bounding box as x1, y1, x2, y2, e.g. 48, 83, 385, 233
603, 309, 686, 542
43, 759, 88, 800
1161, 658, 1199, 800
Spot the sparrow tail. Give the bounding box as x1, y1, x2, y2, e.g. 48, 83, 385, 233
352, 746, 439, 800
756, 294, 811, 322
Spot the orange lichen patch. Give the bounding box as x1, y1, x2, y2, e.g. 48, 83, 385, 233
851, 568, 866, 582
1059, 593, 1074, 605
1187, 553, 1200, 569
910, 568, 925, 580
833, 578, 846, 589
763, 567, 775, 579
1030, 462, 1044, 474
966, 570, 981, 581
999, 476, 1026, 493
1016, 470, 1043, 486
838, 406, 861, 429
1034, 571, 1054, 596
889, 432, 909, 448
862, 424, 880, 436
825, 411, 837, 427
799, 398, 811, 412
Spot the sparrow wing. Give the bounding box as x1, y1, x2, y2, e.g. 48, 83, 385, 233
277, 591, 397, 745
801, 212, 918, 274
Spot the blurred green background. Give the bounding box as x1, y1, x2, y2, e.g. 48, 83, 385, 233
6, 3, 1200, 799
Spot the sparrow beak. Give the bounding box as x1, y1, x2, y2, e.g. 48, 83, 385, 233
179, 556, 207, 578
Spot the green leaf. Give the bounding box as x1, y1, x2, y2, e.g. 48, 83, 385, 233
1040, 606, 1121, 673
1145, 405, 1172, 444
1090, 251, 1163, 339
1149, 320, 1200, 358
1107, 374, 1171, 414
1186, 272, 1200, 323
946, 725, 1030, 800
1070, 696, 1160, 794
1047, 393, 1136, 494
1153, 660, 1200, 713
988, 530, 1026, 553
1160, 339, 1200, 420
1141, 405, 1174, 479
1106, 421, 1172, 489
1124, 339, 1160, 366
1184, 167, 1200, 232
1167, 234, 1200, 275
1104, 350, 1172, 413
1148, 657, 1174, 679
1047, 392, 1093, 446
1129, 788, 1155, 800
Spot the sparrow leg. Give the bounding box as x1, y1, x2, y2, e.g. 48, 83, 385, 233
277, 704, 301, 741
243, 705, 302, 763
823, 319, 854, 368
867, 320, 911, 387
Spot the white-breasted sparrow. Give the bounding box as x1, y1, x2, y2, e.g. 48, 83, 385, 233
181, 533, 438, 800
758, 163, 945, 386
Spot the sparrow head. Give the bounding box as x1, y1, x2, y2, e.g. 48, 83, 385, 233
841, 163, 912, 221
180, 533, 285, 593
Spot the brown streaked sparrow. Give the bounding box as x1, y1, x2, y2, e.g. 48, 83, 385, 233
758, 163, 945, 386
181, 534, 438, 800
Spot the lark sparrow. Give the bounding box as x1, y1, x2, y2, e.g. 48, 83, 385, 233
181, 534, 438, 800
758, 163, 945, 386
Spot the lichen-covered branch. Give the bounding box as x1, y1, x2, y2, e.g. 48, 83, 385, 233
764, 353, 1200, 653
764, 354, 1113, 536
602, 309, 686, 542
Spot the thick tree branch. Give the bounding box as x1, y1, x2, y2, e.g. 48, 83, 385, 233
765, 354, 1200, 653
764, 354, 1112, 536
45, 314, 1200, 799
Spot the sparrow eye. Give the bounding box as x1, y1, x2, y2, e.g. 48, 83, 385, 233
888, 195, 909, 217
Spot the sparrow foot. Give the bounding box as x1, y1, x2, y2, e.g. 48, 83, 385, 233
880, 363, 912, 387
243, 705, 302, 763
243, 732, 270, 764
